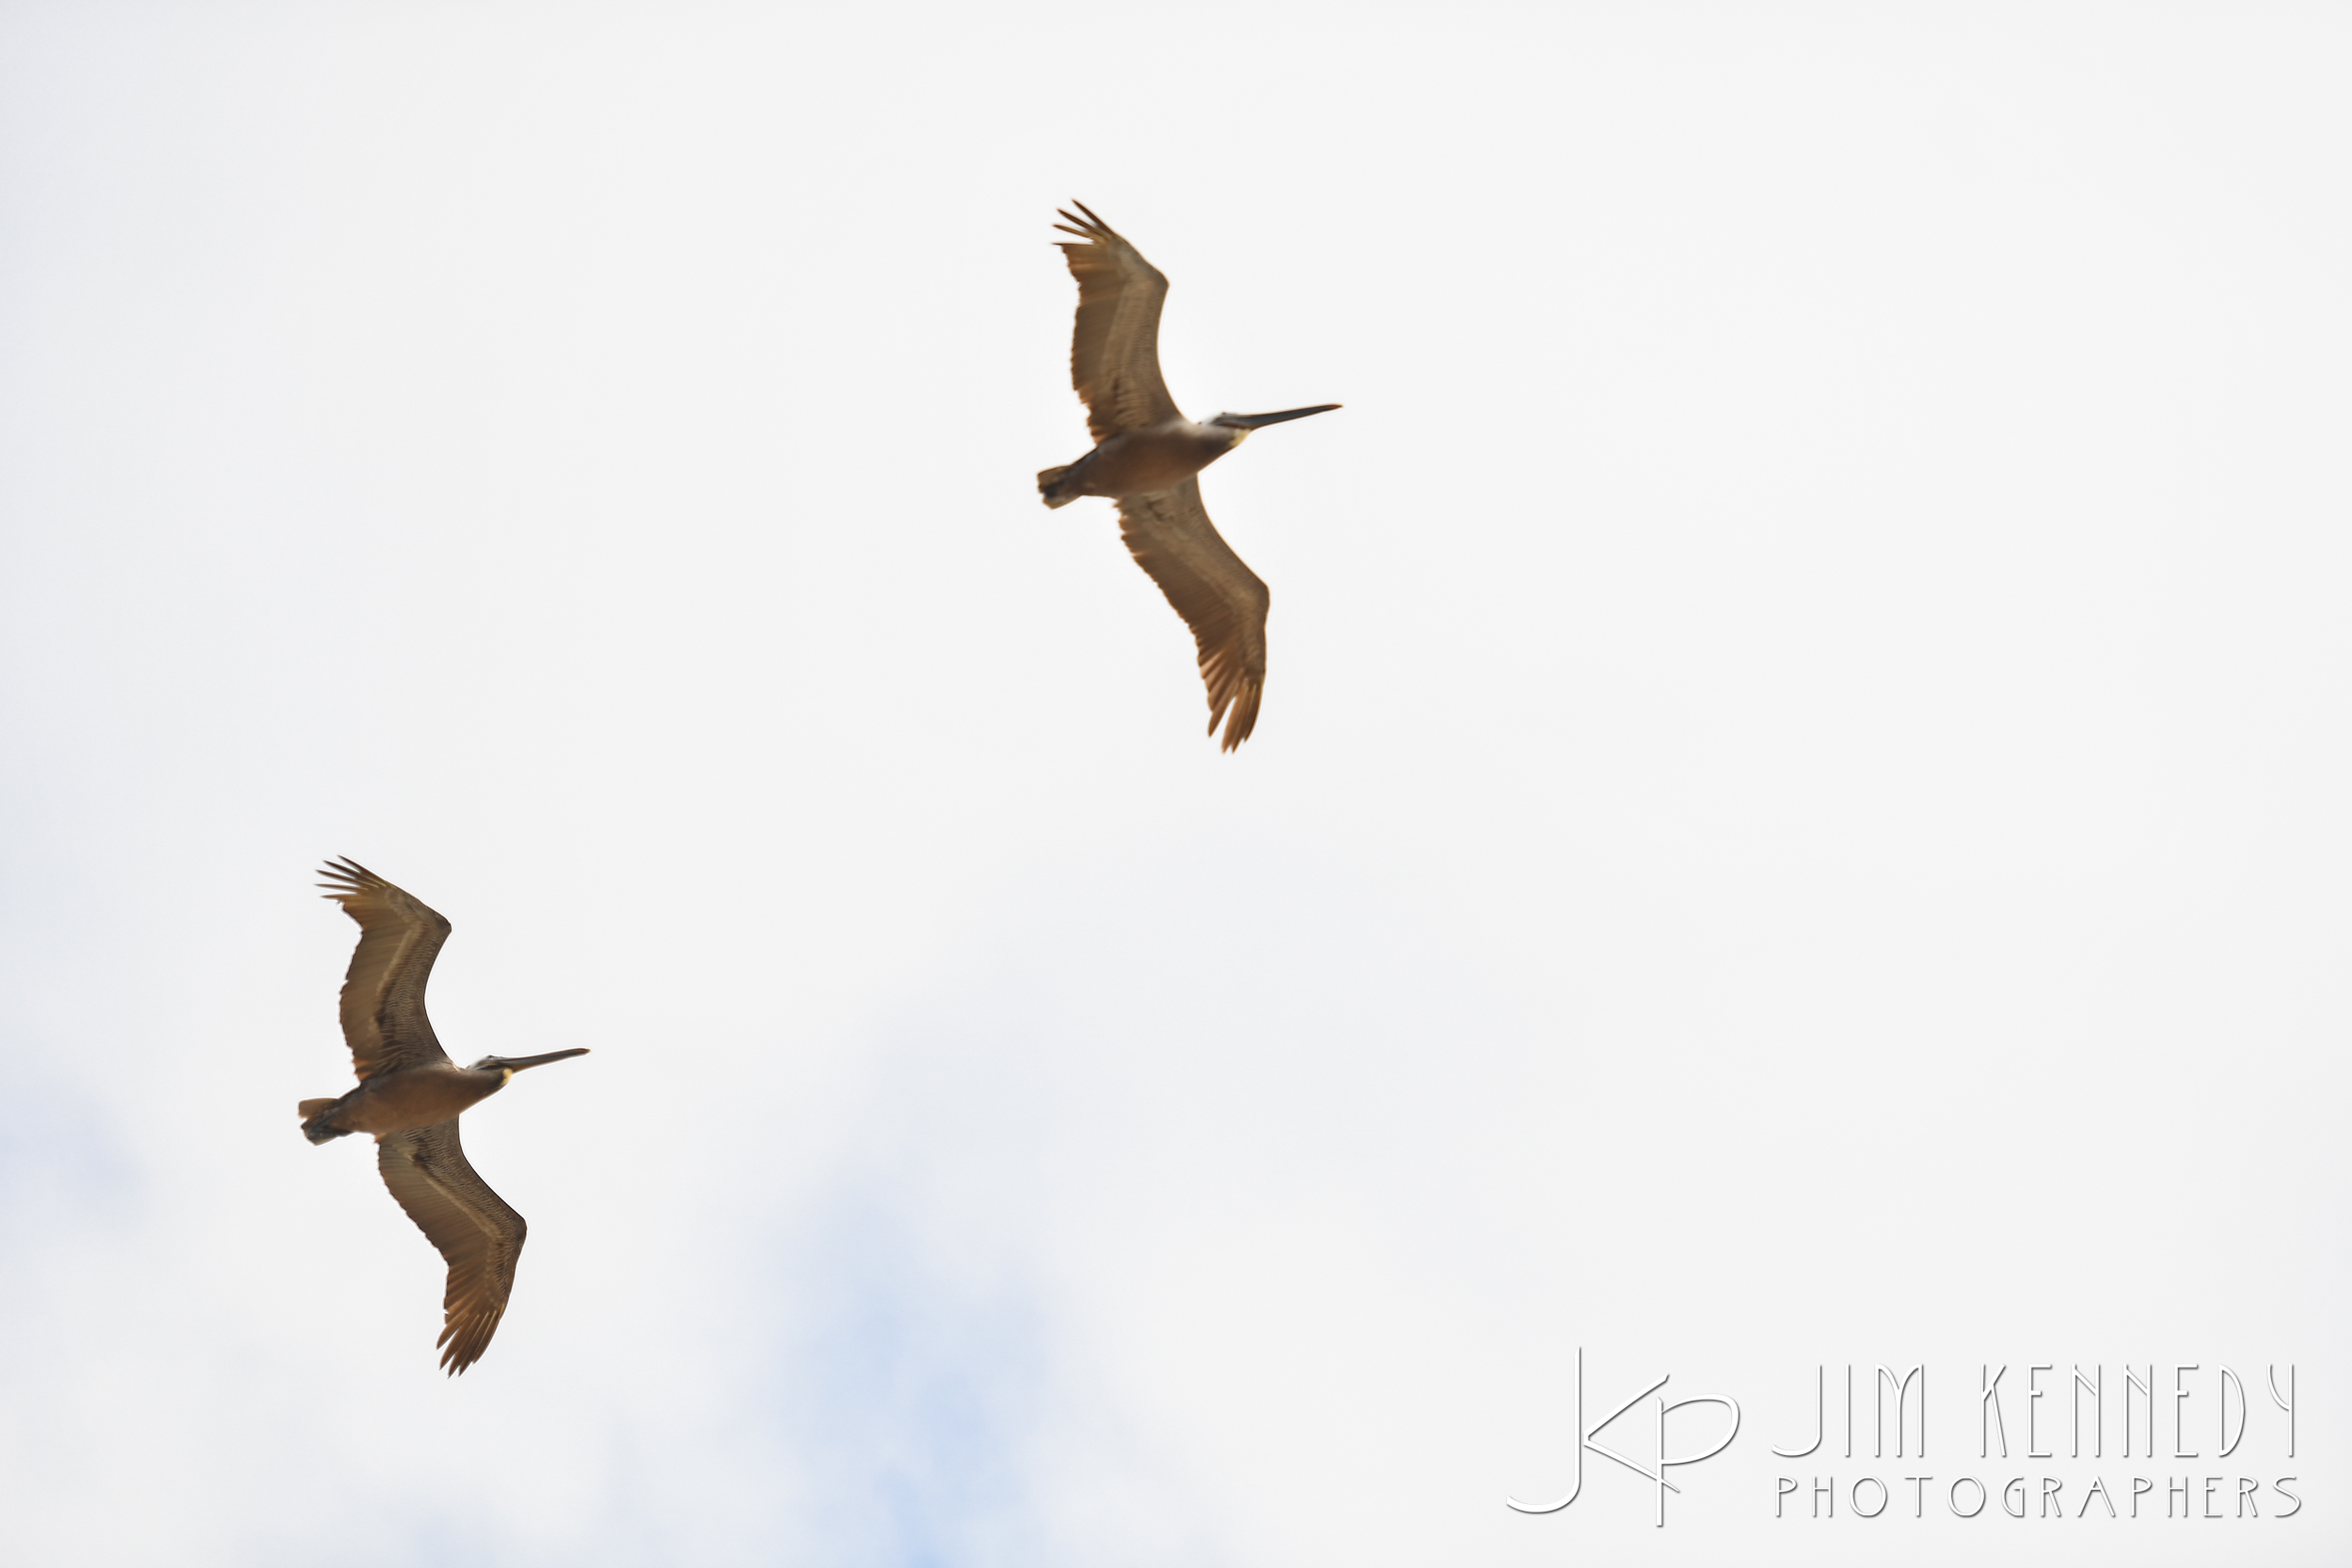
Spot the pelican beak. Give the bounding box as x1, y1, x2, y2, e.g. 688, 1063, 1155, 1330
1213, 404, 1342, 430
501, 1049, 591, 1072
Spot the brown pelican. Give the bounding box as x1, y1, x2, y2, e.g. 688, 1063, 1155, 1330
299, 858, 588, 1374
1039, 203, 1339, 751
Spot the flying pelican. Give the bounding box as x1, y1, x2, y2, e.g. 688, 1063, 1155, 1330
299, 858, 588, 1374
1038, 203, 1339, 751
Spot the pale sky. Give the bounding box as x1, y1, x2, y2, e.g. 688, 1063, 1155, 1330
2, 5, 2346, 1565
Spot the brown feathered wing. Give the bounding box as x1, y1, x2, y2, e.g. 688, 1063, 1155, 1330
377, 1119, 528, 1374
318, 857, 453, 1081
1055, 203, 1181, 441
1118, 479, 1269, 751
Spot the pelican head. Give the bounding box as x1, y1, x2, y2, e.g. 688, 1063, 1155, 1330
1207, 404, 1342, 446
469, 1048, 592, 1084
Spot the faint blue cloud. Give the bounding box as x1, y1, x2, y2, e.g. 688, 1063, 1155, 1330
782, 1182, 1059, 1568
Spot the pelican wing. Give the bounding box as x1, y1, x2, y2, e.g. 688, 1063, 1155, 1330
1118, 479, 1268, 751
1055, 203, 1181, 441
378, 1119, 528, 1375
319, 857, 453, 1081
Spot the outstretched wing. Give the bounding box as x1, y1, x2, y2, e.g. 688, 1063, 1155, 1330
318, 858, 453, 1081
377, 1119, 528, 1375
1117, 479, 1269, 751
1055, 203, 1181, 441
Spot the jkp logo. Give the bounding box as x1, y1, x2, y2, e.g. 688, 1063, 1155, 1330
1507, 1349, 1741, 1528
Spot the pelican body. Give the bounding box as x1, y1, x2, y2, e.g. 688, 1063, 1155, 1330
1040, 407, 1333, 509
1039, 203, 1339, 750
301, 1053, 575, 1141
300, 858, 589, 1373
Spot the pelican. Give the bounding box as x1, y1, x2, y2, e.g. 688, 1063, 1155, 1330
1039, 203, 1339, 750
299, 858, 588, 1373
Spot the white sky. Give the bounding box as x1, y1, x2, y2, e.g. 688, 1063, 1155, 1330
2, 4, 2346, 1565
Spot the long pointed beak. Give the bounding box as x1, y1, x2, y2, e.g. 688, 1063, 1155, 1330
503, 1049, 591, 1071
1216, 404, 1342, 430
